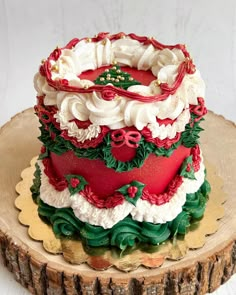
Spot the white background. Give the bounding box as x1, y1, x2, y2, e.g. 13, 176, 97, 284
0, 0, 235, 294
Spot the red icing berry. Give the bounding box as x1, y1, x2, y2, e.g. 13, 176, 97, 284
41, 146, 46, 154
127, 186, 138, 198
60, 79, 69, 86
186, 163, 191, 172
70, 178, 80, 188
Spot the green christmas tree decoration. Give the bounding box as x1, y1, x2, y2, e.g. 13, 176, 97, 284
94, 65, 141, 90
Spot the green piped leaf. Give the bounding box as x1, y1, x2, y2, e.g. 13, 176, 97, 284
180, 155, 196, 180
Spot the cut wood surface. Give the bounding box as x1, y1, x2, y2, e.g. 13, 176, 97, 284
0, 109, 235, 295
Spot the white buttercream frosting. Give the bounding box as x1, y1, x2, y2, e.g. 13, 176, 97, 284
147, 108, 190, 140
38, 161, 72, 208
71, 196, 134, 229
54, 112, 101, 142
35, 36, 205, 139
131, 184, 186, 223
86, 91, 126, 129
38, 152, 206, 229
151, 48, 185, 77
34, 73, 58, 105
53, 90, 191, 134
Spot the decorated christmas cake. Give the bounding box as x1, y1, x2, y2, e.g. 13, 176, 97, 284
32, 32, 211, 252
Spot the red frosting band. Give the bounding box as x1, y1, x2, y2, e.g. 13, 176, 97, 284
44, 144, 190, 196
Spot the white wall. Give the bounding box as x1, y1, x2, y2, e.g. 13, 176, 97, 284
0, 0, 236, 127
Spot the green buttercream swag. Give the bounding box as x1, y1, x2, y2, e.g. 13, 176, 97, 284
37, 111, 204, 173
30, 162, 41, 203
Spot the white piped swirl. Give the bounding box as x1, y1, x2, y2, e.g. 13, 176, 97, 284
34, 36, 205, 141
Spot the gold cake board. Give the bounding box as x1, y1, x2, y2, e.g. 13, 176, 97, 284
0, 108, 235, 294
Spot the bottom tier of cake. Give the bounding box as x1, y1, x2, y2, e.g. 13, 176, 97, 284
31, 146, 211, 252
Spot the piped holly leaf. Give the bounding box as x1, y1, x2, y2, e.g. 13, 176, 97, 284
180, 155, 196, 180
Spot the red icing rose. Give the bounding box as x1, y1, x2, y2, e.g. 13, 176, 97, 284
55, 180, 68, 191
101, 88, 116, 101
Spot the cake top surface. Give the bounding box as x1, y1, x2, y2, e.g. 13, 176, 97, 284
34, 32, 205, 131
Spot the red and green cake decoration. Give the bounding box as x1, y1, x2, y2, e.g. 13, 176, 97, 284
32, 32, 210, 252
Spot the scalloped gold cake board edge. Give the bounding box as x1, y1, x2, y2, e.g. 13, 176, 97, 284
15, 157, 225, 272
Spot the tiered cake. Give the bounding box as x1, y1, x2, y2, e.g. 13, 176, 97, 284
32, 32, 210, 251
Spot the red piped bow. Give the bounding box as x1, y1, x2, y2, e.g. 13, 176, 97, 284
111, 129, 141, 148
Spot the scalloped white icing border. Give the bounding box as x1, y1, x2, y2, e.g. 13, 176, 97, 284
34, 36, 205, 138
38, 151, 205, 229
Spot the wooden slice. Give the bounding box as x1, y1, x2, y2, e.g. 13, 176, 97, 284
0, 108, 235, 295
